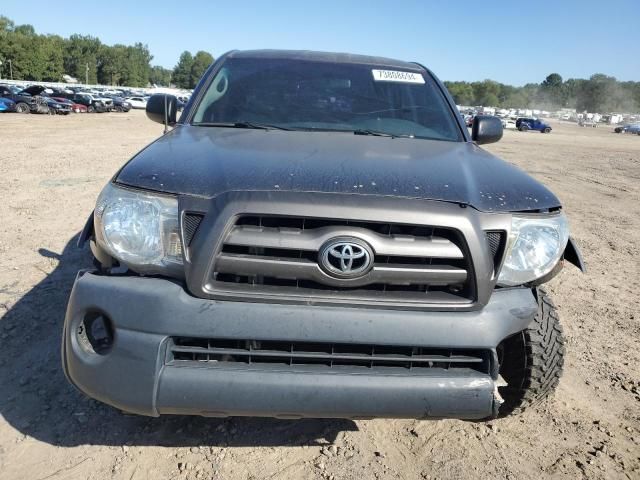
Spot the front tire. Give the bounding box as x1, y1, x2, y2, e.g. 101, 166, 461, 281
16, 102, 30, 114
519, 125, 529, 132
497, 288, 565, 416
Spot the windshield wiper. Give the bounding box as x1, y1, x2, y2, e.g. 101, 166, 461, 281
195, 121, 293, 131
353, 129, 414, 139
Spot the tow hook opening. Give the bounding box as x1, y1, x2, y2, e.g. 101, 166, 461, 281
77, 311, 114, 355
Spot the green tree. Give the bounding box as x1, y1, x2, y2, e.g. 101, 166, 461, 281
64, 34, 102, 83
0, 15, 14, 31
576, 74, 617, 112
98, 44, 125, 85
563, 78, 584, 109
444, 81, 474, 105
189, 50, 214, 88
149, 65, 173, 86
13, 24, 35, 36
172, 51, 193, 88
539, 73, 566, 107
472, 80, 501, 106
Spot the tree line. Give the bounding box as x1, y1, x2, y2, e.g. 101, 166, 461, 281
1, 14, 638, 109
445, 73, 640, 113
0, 16, 213, 89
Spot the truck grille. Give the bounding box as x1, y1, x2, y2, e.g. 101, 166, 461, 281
206, 215, 475, 306
168, 337, 491, 374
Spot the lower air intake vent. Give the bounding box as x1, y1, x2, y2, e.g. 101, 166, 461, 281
168, 337, 491, 374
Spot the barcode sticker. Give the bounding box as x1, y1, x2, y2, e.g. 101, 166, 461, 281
372, 69, 425, 84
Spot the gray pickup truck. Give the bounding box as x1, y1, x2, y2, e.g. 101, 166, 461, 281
63, 50, 584, 420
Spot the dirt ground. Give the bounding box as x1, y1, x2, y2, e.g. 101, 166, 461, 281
0, 111, 638, 480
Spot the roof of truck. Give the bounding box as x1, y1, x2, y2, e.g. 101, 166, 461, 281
226, 49, 424, 71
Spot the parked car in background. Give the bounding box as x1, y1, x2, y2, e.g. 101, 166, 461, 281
58, 93, 108, 113
43, 97, 72, 115
105, 95, 132, 112
83, 93, 114, 111
14, 85, 53, 114
125, 96, 147, 109
0, 84, 35, 113
52, 97, 88, 113
0, 97, 17, 112
516, 117, 552, 133
614, 123, 640, 134
501, 118, 517, 129
464, 114, 474, 127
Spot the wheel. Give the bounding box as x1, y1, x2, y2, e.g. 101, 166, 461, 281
16, 102, 30, 114
519, 125, 529, 132
496, 288, 565, 416
87, 105, 95, 113
115, 106, 123, 112
543, 127, 551, 133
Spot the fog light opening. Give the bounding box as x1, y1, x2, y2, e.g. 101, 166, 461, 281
77, 311, 114, 355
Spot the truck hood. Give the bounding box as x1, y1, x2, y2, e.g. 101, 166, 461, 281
116, 125, 560, 212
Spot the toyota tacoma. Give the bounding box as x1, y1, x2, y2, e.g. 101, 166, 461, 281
63, 50, 585, 420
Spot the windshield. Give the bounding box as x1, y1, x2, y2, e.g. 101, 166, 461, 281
192, 57, 462, 141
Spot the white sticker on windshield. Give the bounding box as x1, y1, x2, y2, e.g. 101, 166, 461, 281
372, 69, 425, 84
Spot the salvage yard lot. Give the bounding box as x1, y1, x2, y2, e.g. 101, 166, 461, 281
0, 112, 638, 479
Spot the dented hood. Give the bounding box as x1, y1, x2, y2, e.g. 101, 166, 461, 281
116, 125, 560, 212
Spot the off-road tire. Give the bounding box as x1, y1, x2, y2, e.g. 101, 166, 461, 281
543, 127, 551, 133
519, 124, 528, 132
497, 288, 564, 416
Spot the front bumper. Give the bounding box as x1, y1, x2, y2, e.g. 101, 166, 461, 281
62, 271, 538, 419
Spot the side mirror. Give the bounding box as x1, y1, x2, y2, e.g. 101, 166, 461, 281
146, 94, 178, 127
471, 115, 503, 144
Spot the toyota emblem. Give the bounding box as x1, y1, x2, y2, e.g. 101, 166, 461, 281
319, 237, 374, 279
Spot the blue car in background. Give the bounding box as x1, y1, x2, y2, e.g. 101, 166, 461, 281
0, 97, 17, 112
614, 123, 640, 134
516, 117, 552, 133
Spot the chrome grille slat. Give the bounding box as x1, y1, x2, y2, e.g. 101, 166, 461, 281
225, 225, 463, 258
215, 253, 467, 287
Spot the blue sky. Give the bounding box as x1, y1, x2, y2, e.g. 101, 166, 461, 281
2, 0, 638, 85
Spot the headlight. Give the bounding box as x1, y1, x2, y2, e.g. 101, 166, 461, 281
498, 213, 569, 286
94, 183, 183, 274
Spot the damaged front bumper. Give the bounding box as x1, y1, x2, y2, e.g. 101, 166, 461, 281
62, 271, 538, 420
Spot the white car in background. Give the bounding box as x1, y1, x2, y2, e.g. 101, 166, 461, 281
125, 96, 148, 109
